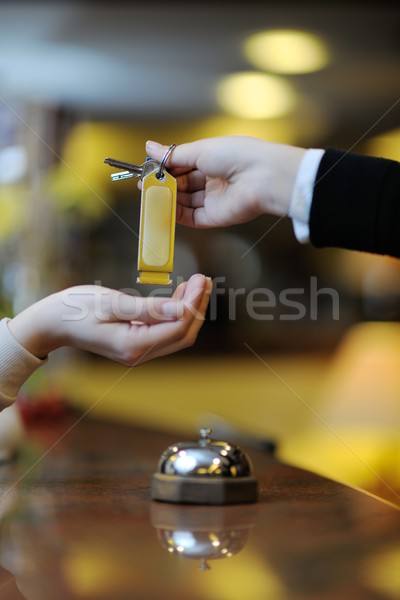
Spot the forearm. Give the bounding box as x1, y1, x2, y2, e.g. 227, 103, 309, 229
0, 292, 65, 405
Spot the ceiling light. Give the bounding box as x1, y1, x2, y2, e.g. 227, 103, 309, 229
244, 29, 329, 74
217, 72, 296, 120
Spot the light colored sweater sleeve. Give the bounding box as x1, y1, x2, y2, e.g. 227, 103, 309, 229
0, 317, 47, 405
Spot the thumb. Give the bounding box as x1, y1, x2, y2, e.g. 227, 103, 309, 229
110, 293, 184, 323
146, 139, 208, 170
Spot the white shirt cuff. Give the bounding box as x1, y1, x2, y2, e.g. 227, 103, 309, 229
289, 148, 325, 243
0, 317, 47, 405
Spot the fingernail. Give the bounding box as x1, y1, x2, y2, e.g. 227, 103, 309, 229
146, 140, 161, 152
161, 301, 181, 318
191, 273, 206, 282
175, 281, 187, 300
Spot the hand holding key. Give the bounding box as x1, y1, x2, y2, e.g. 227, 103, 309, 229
145, 136, 306, 229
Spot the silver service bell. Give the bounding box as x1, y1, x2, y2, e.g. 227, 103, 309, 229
151, 428, 258, 505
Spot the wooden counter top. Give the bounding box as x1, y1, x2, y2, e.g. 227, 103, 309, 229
0, 414, 399, 599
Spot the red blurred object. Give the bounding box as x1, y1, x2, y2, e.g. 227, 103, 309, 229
17, 392, 70, 425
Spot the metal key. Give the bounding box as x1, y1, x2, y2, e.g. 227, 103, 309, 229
104, 157, 160, 182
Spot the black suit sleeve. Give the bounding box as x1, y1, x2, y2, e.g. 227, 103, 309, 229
309, 148, 400, 257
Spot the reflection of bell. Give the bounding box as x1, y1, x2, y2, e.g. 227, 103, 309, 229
151, 428, 258, 504
151, 500, 257, 570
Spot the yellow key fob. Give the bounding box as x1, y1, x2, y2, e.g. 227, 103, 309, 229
137, 166, 177, 285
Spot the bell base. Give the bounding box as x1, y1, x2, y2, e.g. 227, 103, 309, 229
151, 473, 258, 505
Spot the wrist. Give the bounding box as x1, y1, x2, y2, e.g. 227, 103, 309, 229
8, 292, 64, 359
258, 144, 307, 217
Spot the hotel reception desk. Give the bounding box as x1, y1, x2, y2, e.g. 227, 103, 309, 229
0, 416, 399, 600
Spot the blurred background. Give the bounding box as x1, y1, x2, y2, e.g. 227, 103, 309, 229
0, 1, 399, 502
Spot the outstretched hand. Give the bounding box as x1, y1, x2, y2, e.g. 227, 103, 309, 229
8, 274, 212, 367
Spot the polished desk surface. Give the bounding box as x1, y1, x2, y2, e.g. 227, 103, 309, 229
0, 414, 399, 600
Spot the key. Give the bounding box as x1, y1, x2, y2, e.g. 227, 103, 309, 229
104, 157, 159, 181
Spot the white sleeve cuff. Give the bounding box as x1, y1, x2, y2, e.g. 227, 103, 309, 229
0, 317, 47, 404
289, 148, 325, 243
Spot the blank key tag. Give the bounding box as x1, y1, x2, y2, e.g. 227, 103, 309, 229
103, 145, 177, 285
137, 147, 177, 285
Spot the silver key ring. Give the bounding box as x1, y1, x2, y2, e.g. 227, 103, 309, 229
157, 144, 177, 179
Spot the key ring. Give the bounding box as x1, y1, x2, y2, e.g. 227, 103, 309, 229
157, 144, 176, 180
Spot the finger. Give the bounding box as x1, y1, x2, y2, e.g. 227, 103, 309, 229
139, 165, 205, 196
106, 291, 185, 324
121, 275, 208, 363
145, 277, 212, 361
176, 204, 215, 228
179, 276, 212, 340
173, 280, 187, 301
176, 204, 195, 227
177, 189, 206, 208
169, 166, 197, 177
147, 276, 212, 354
176, 169, 206, 193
